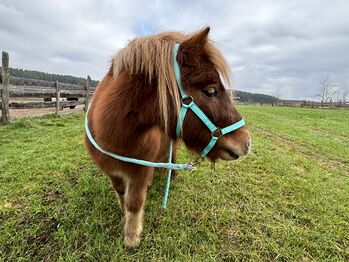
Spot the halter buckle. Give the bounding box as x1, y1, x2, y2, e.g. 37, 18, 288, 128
211, 128, 222, 138
182, 96, 194, 105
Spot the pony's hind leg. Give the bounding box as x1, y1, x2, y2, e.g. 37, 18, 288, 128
123, 168, 152, 247
109, 175, 126, 212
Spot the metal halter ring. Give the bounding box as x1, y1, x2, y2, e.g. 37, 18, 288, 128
211, 128, 222, 138
182, 96, 194, 105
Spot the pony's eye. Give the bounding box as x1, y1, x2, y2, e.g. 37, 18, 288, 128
203, 86, 217, 97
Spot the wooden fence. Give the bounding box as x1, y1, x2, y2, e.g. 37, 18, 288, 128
0, 51, 95, 123
277, 99, 349, 108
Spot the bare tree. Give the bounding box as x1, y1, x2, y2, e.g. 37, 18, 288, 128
272, 87, 281, 106
318, 75, 333, 106
274, 87, 281, 100
333, 87, 343, 103
342, 89, 348, 104
336, 87, 348, 106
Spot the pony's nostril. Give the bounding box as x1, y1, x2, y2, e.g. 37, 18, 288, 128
227, 149, 239, 159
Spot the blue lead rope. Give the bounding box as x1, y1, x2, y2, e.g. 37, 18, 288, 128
85, 108, 191, 209
162, 141, 173, 208
85, 110, 192, 171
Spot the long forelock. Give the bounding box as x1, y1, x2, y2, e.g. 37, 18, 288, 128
112, 31, 233, 132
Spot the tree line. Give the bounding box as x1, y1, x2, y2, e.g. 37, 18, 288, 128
234, 90, 278, 104
0, 67, 99, 87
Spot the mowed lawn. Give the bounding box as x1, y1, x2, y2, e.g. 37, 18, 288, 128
0, 105, 348, 261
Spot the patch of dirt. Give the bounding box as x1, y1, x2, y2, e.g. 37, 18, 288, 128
3, 210, 60, 260
24, 212, 59, 243
22, 212, 60, 258
9, 105, 85, 119
69, 175, 79, 186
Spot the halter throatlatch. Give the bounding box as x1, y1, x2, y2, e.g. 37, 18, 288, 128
173, 43, 246, 156
85, 42, 246, 209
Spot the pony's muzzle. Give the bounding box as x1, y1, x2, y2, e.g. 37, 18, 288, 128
217, 129, 251, 160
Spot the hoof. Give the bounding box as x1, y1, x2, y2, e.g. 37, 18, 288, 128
124, 234, 141, 248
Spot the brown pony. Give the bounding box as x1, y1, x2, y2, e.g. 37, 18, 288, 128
85, 27, 250, 247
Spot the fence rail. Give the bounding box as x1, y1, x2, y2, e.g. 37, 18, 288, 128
0, 51, 96, 123
276, 100, 349, 108
0, 85, 94, 98
0, 100, 85, 109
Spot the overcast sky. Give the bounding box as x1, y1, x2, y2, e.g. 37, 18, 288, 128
1, 0, 348, 99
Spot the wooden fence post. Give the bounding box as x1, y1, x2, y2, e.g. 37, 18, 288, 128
55, 80, 60, 114
84, 75, 91, 112
1, 51, 10, 123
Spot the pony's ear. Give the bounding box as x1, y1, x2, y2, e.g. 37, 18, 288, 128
182, 27, 210, 49
179, 27, 210, 66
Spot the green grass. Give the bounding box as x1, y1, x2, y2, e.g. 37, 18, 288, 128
1, 105, 349, 261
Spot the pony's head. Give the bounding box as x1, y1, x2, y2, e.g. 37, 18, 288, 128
176, 27, 251, 161
112, 27, 250, 161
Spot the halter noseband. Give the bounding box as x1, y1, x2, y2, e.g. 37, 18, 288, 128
173, 43, 245, 156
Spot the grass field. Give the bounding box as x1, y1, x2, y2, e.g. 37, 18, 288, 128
1, 105, 348, 261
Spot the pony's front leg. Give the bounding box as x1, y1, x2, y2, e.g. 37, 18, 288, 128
109, 175, 126, 212
124, 168, 153, 247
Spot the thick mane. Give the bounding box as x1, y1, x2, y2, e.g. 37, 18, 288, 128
112, 30, 232, 131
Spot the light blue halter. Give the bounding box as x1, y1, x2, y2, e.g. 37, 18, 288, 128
85, 42, 245, 209
173, 43, 245, 157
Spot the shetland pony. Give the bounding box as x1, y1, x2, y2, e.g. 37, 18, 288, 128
85, 27, 251, 247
